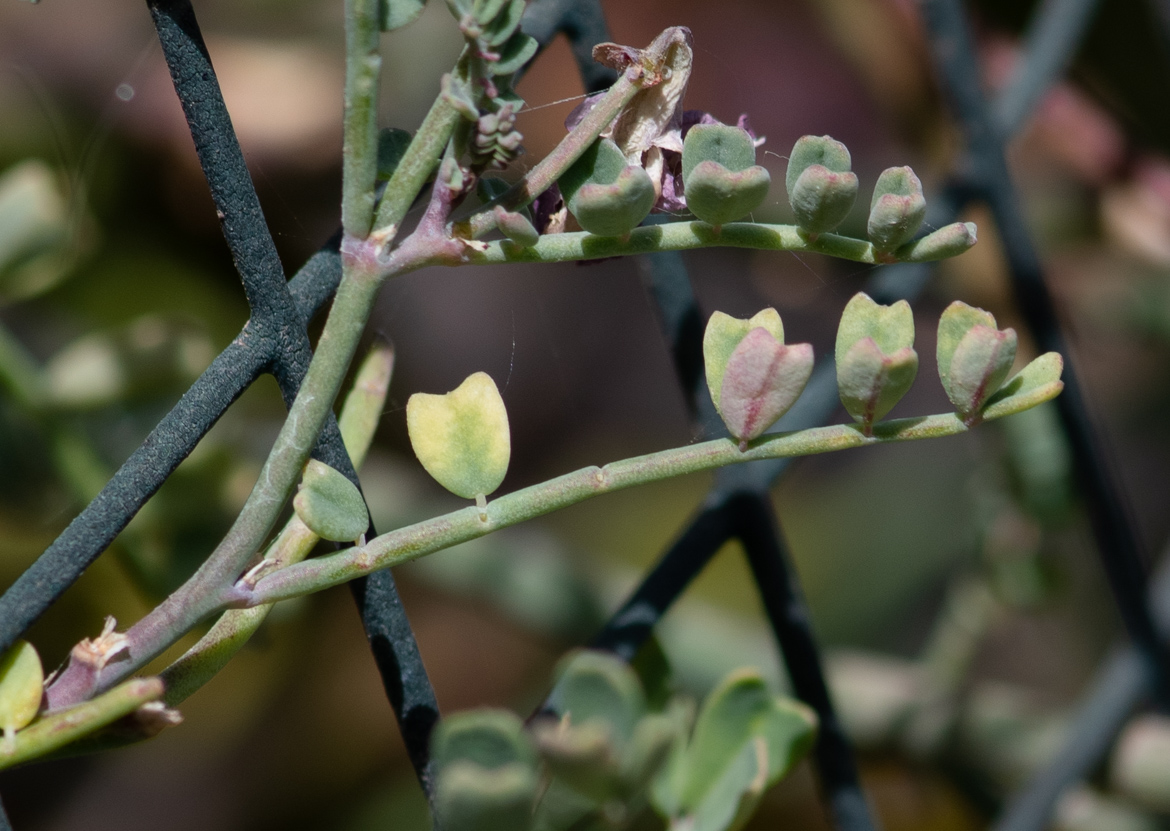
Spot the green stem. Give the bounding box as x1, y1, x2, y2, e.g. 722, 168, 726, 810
0, 679, 163, 771
371, 95, 461, 239
248, 413, 974, 604
455, 221, 977, 269
46, 271, 383, 708
472, 222, 876, 265
160, 345, 393, 706
342, 0, 383, 238
246, 379, 1061, 606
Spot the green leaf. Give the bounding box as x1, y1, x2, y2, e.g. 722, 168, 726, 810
492, 32, 538, 75
867, 166, 926, 253
689, 739, 767, 831
481, 0, 525, 45
681, 124, 758, 182
292, 460, 370, 542
433, 709, 536, 770
936, 300, 996, 382
0, 641, 43, 739
785, 135, 852, 196
788, 163, 858, 234
559, 139, 655, 237
407, 371, 511, 499
835, 292, 914, 363
940, 320, 1018, 421
651, 670, 817, 830
493, 206, 540, 247
533, 719, 621, 803
894, 221, 977, 262
837, 338, 918, 429
379, 0, 426, 31
549, 650, 646, 740
835, 293, 918, 430
718, 329, 814, 444
702, 309, 784, 412
684, 162, 771, 227
436, 761, 538, 831
376, 128, 413, 182
982, 352, 1064, 421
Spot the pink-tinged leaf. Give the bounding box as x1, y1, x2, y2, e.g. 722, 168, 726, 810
718, 329, 814, 446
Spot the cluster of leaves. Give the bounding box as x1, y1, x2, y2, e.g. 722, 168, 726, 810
431, 650, 816, 831
401, 295, 1062, 503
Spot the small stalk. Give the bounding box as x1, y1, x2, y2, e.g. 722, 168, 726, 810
341, 0, 383, 238
371, 95, 462, 240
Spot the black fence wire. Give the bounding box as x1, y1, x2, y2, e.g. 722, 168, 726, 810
0, 0, 1167, 830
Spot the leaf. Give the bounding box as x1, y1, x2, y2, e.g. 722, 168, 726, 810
894, 221, 977, 262
718, 329, 814, 444
491, 32, 538, 75
481, 0, 525, 46
943, 324, 1018, 420
436, 761, 538, 831
835, 292, 915, 363
785, 135, 852, 196
684, 161, 771, 227
376, 128, 413, 182
837, 338, 918, 429
702, 309, 784, 411
788, 163, 858, 234
379, 0, 426, 31
559, 138, 655, 237
433, 709, 537, 770
835, 293, 918, 429
936, 300, 997, 383
407, 371, 511, 499
292, 460, 370, 542
651, 670, 817, 829
0, 641, 43, 738
982, 352, 1065, 420
681, 124, 758, 181
493, 206, 539, 247
549, 651, 646, 740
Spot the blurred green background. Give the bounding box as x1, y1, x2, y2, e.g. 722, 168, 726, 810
2, 0, 1170, 828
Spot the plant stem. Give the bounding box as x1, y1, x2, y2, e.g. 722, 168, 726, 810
245, 403, 1059, 606
342, 0, 382, 238
160, 345, 393, 706
371, 95, 461, 239
456, 221, 975, 268
0, 679, 163, 771
45, 270, 383, 709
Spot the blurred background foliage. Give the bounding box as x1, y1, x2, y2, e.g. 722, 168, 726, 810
1, 0, 1170, 828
